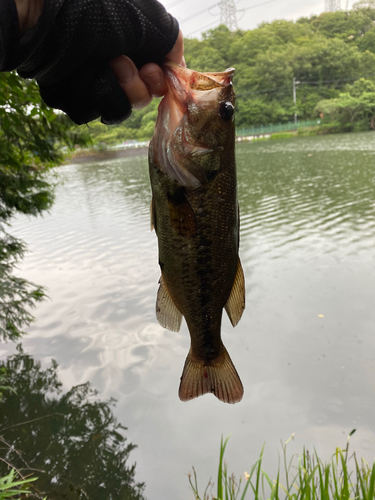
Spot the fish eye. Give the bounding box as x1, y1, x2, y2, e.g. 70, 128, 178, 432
219, 102, 234, 121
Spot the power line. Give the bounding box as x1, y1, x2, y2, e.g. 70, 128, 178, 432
237, 72, 375, 98
165, 0, 187, 8
187, 19, 219, 37
180, 2, 219, 24
240, 0, 279, 12
184, 0, 282, 37
237, 85, 290, 97
299, 72, 375, 85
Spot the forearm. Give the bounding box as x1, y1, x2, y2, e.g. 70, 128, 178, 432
14, 0, 43, 34
0, 0, 45, 71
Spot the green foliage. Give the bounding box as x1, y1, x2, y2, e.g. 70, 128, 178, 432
0, 468, 39, 500
0, 72, 91, 341
0, 367, 15, 402
83, 4, 375, 145
307, 9, 375, 42
357, 26, 375, 52
297, 122, 342, 136
86, 98, 160, 145
315, 78, 375, 130
189, 433, 375, 500
236, 98, 289, 127
270, 131, 298, 140
0, 232, 46, 342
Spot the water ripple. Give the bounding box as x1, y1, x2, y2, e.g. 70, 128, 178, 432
238, 134, 375, 260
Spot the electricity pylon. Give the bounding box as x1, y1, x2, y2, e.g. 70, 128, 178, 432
219, 0, 238, 31
325, 0, 341, 11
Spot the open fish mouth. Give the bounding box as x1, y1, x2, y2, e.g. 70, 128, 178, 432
154, 63, 235, 188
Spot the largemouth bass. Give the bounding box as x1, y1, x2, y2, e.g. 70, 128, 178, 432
148, 63, 245, 404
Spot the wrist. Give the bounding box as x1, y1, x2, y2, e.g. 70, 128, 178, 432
14, 0, 44, 34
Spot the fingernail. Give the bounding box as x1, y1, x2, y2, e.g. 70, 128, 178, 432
110, 56, 135, 84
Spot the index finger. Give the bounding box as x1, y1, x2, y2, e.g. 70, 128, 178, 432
165, 29, 185, 67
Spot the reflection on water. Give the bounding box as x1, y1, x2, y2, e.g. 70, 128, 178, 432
0, 347, 145, 500
2, 131, 375, 499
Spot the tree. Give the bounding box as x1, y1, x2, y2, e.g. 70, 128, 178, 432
354, 0, 375, 9
0, 72, 90, 341
83, 4, 375, 143
315, 79, 375, 129
357, 26, 375, 52
308, 10, 375, 42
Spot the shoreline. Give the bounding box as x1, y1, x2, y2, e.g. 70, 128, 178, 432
67, 146, 149, 164
67, 127, 375, 164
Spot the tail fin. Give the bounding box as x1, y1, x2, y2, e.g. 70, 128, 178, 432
178, 346, 243, 404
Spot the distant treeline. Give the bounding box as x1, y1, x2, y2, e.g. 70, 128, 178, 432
88, 0, 375, 145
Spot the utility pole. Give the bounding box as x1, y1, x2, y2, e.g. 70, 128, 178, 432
325, 0, 341, 12
293, 77, 300, 125
219, 0, 238, 31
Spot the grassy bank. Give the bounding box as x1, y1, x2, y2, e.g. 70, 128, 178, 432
247, 121, 375, 143
189, 433, 375, 500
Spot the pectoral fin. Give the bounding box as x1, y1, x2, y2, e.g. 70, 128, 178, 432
168, 189, 197, 237
156, 277, 182, 332
150, 197, 156, 232
225, 258, 245, 327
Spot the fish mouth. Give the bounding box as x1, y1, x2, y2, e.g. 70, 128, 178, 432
154, 64, 235, 188
162, 63, 234, 129
163, 62, 235, 90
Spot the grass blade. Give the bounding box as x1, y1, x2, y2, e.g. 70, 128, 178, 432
189, 433, 375, 500
217, 435, 230, 500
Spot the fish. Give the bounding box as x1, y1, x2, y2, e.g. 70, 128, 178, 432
148, 62, 245, 404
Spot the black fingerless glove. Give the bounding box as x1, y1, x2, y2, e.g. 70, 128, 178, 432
0, 0, 179, 124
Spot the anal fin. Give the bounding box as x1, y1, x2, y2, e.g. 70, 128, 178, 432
156, 277, 182, 332
225, 258, 245, 327
179, 345, 243, 404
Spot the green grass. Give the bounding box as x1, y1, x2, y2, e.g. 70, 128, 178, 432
250, 136, 269, 142
270, 132, 298, 140
189, 431, 375, 500
297, 123, 342, 137
0, 468, 40, 500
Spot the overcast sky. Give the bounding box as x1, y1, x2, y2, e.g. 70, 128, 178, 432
158, 0, 359, 38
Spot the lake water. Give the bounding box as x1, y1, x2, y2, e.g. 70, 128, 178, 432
2, 131, 375, 499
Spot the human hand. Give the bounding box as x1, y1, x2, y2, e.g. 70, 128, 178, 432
13, 0, 181, 124
110, 29, 185, 110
